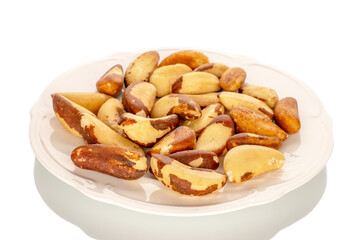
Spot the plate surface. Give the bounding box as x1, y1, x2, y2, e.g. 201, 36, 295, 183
30, 49, 333, 216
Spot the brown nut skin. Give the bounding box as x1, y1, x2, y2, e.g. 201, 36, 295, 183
150, 154, 227, 196
118, 113, 180, 147
195, 114, 235, 156
219, 67, 246, 92
274, 97, 300, 134
172, 72, 220, 94
125, 51, 160, 86
158, 50, 209, 69
71, 144, 148, 180
147, 126, 196, 157
194, 62, 229, 78
150, 94, 201, 120
226, 133, 282, 150
184, 93, 220, 107
52, 93, 96, 137
182, 103, 225, 134
97, 97, 125, 136
229, 107, 288, 141
96, 64, 124, 97
122, 81, 157, 117
241, 84, 279, 109
168, 150, 219, 170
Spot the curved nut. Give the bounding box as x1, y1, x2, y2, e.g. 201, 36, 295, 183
150, 154, 226, 196
184, 93, 220, 107
226, 133, 282, 150
229, 107, 288, 141
158, 50, 209, 69
172, 72, 220, 94
149, 64, 192, 97
194, 62, 229, 78
218, 91, 274, 119
96, 64, 124, 97
168, 150, 219, 170
182, 103, 225, 134
97, 97, 125, 135
118, 113, 179, 147
147, 126, 196, 156
219, 67, 246, 91
125, 51, 160, 86
224, 145, 285, 183
52, 93, 95, 137
122, 81, 157, 117
195, 114, 235, 156
241, 84, 279, 109
53, 92, 111, 114
151, 94, 201, 120
71, 144, 148, 180
79, 113, 144, 155
274, 97, 300, 134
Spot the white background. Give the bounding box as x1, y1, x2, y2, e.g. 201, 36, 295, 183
1, 0, 359, 239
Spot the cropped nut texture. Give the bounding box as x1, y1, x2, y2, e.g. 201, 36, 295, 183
151, 94, 201, 120
97, 97, 125, 135
184, 93, 220, 107
71, 144, 148, 180
218, 91, 274, 119
195, 114, 235, 156
194, 63, 229, 78
96, 64, 124, 97
219, 67, 246, 92
158, 50, 209, 69
118, 113, 179, 147
172, 72, 220, 94
229, 107, 288, 141
147, 126, 196, 156
122, 81, 157, 117
274, 97, 300, 134
168, 150, 219, 170
224, 145, 285, 183
149, 64, 192, 97
150, 154, 226, 196
226, 133, 282, 150
52, 93, 96, 137
79, 113, 145, 155
125, 51, 159, 86
241, 84, 279, 109
182, 103, 225, 134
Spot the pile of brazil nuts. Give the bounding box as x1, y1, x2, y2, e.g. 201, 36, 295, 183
52, 50, 301, 196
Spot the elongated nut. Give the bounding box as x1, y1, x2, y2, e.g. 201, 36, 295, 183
275, 97, 300, 134
195, 115, 235, 156
241, 84, 279, 109
150, 154, 226, 196
219, 67, 246, 91
169, 150, 219, 169
147, 126, 196, 156
226, 133, 282, 150
194, 63, 229, 78
149, 64, 192, 97
158, 50, 209, 69
184, 93, 220, 107
182, 103, 225, 134
52, 93, 96, 137
125, 51, 160, 86
96, 64, 124, 97
118, 113, 179, 147
71, 144, 148, 180
97, 97, 125, 135
224, 145, 285, 183
54, 92, 112, 114
122, 81, 157, 117
218, 91, 274, 119
79, 113, 144, 155
172, 72, 220, 94
229, 107, 288, 141
151, 94, 201, 120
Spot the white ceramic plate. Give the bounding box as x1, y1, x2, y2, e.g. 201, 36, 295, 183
30, 49, 333, 216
